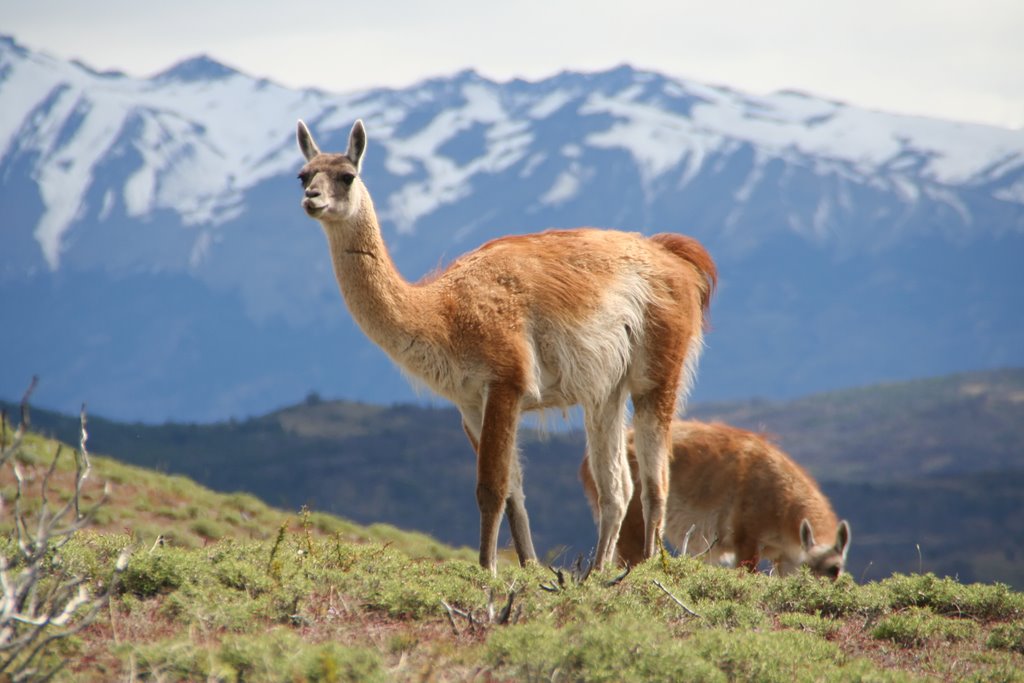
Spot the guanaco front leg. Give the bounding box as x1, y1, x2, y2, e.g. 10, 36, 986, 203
475, 384, 522, 574
584, 386, 631, 571
462, 417, 537, 566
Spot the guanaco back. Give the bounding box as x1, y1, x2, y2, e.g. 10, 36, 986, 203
580, 420, 851, 578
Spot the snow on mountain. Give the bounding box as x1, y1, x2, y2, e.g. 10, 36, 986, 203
0, 36, 339, 269
3, 35, 1023, 273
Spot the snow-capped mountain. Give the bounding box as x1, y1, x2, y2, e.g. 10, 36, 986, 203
2, 35, 1023, 421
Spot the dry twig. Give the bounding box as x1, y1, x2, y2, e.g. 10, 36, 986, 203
439, 582, 520, 635
0, 380, 130, 681
652, 579, 701, 618
604, 565, 631, 587
693, 535, 720, 559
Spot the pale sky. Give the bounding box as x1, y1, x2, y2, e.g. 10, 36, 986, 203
3, 0, 1023, 129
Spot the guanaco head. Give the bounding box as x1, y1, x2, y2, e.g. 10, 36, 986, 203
296, 119, 367, 221
800, 519, 851, 580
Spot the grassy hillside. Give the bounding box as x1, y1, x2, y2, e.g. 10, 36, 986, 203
4, 418, 1024, 680
0, 426, 471, 562
7, 368, 1024, 588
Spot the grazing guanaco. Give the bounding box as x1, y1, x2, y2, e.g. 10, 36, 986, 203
581, 420, 852, 578
296, 119, 716, 573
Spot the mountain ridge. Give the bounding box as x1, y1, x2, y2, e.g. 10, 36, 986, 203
4, 34, 1022, 273
2, 35, 1023, 421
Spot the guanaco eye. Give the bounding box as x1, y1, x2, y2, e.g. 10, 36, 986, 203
339, 172, 356, 185
297, 171, 311, 185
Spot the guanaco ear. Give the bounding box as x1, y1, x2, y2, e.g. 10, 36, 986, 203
297, 120, 320, 161
346, 119, 367, 172
835, 520, 851, 559
800, 519, 816, 551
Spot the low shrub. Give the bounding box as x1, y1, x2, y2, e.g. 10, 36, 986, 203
871, 607, 980, 648
987, 621, 1024, 655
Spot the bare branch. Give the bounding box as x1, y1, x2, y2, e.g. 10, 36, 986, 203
75, 404, 91, 521
540, 564, 568, 593
693, 535, 720, 559
652, 579, 701, 618
0, 385, 131, 680
19, 377, 38, 432
679, 523, 697, 556
604, 565, 631, 587
440, 600, 461, 636
149, 536, 166, 554
495, 589, 517, 625
11, 463, 30, 556
11, 586, 89, 627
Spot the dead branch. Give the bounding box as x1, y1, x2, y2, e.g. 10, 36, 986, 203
679, 523, 698, 556
570, 553, 592, 584
75, 404, 91, 521
495, 589, 517, 625
693, 535, 720, 559
439, 585, 519, 636
18, 377, 38, 434
604, 565, 631, 587
539, 564, 567, 593
540, 553, 590, 592
652, 579, 701, 618
0, 381, 130, 681
440, 600, 461, 636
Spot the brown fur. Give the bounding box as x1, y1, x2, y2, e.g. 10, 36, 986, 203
647, 233, 717, 321
296, 119, 717, 573
580, 420, 851, 578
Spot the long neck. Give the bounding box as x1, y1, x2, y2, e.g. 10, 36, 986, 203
322, 195, 427, 356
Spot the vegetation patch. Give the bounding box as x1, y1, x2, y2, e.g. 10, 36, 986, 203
487, 616, 724, 682
4, 425, 1024, 682
876, 572, 1024, 621
871, 607, 980, 648
762, 569, 879, 617
987, 621, 1024, 655
126, 629, 386, 682
778, 611, 843, 639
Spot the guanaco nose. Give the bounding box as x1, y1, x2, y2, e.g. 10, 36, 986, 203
304, 187, 321, 199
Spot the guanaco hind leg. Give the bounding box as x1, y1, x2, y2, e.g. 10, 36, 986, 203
631, 393, 674, 561
504, 454, 537, 565
734, 533, 761, 572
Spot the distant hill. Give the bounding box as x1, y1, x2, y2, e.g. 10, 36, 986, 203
823, 473, 1024, 586
687, 367, 1024, 480
7, 368, 1024, 586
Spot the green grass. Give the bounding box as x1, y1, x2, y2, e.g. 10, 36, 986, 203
871, 607, 980, 648
987, 621, 1024, 654
5, 427, 1024, 681
0, 428, 474, 561
777, 611, 843, 638
17, 520, 1024, 681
